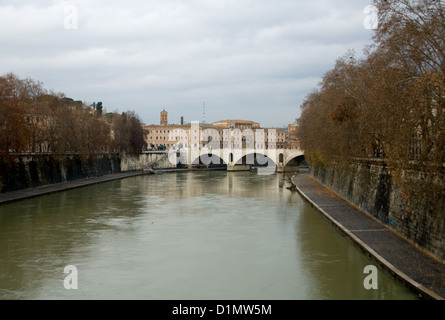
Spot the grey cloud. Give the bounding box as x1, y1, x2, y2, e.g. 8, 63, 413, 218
0, 0, 375, 127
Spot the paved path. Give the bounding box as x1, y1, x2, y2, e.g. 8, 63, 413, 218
0, 171, 145, 206
292, 174, 445, 300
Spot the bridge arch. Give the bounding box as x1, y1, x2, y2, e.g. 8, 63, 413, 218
283, 150, 305, 167
235, 152, 277, 167
190, 153, 227, 168
167, 142, 304, 173
284, 154, 306, 168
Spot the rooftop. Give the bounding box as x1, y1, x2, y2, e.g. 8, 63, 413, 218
214, 119, 260, 124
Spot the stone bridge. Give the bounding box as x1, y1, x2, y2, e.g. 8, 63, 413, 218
168, 146, 305, 174
122, 147, 304, 174
124, 124, 305, 174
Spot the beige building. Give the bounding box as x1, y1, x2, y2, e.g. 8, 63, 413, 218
160, 109, 168, 125
144, 110, 294, 151
213, 119, 260, 130
145, 123, 218, 150
288, 119, 300, 150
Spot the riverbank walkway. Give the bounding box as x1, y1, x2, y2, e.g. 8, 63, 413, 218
0, 171, 145, 206
292, 174, 445, 300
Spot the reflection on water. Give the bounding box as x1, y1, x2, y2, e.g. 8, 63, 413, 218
0, 171, 418, 300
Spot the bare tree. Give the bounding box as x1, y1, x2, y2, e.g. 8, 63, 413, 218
298, 0, 445, 223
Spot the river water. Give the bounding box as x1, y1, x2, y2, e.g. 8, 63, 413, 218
0, 171, 418, 300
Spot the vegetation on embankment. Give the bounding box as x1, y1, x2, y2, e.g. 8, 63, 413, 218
0, 73, 148, 193
0, 73, 147, 155
297, 0, 445, 262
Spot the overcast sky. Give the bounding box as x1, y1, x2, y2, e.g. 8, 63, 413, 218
0, 0, 376, 128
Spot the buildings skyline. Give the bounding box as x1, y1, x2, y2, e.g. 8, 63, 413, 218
144, 108, 294, 130
144, 109, 300, 151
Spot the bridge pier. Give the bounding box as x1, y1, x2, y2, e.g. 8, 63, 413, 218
284, 166, 301, 173
227, 163, 251, 172
277, 164, 285, 173
277, 165, 301, 173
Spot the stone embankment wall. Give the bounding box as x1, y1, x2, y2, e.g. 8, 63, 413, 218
310, 160, 445, 264
0, 153, 121, 194
0, 152, 177, 194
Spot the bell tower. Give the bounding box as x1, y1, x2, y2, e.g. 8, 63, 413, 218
160, 109, 168, 125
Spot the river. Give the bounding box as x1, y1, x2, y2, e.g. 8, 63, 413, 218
0, 171, 418, 300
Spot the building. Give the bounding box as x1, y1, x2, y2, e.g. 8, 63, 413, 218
213, 120, 261, 130
144, 109, 296, 151
287, 119, 300, 150
160, 109, 168, 125
146, 123, 192, 151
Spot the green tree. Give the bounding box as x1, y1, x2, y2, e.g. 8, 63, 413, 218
95, 101, 103, 116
